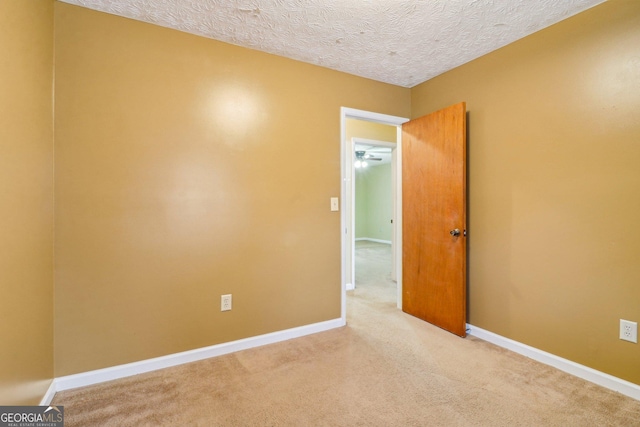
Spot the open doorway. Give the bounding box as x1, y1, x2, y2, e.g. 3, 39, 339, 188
340, 108, 409, 323
353, 139, 395, 314
352, 138, 395, 288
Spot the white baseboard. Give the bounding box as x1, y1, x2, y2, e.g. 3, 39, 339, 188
39, 380, 57, 406
44, 320, 637, 404
467, 324, 640, 401
45, 318, 344, 398
355, 238, 391, 244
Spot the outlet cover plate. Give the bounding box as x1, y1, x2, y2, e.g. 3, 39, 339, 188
221, 294, 232, 312
620, 319, 638, 343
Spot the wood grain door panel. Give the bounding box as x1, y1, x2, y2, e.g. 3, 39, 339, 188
402, 102, 467, 337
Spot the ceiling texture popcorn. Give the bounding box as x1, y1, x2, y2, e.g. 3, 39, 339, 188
60, 0, 604, 87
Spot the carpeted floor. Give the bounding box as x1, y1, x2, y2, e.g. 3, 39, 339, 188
52, 241, 640, 426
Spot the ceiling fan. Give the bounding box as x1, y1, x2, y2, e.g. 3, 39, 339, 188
354, 150, 382, 168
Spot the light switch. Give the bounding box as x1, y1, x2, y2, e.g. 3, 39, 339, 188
330, 197, 339, 212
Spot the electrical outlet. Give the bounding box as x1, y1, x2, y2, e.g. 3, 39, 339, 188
619, 319, 637, 343
221, 294, 232, 312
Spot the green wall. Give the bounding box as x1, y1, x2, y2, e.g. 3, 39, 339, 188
355, 163, 393, 242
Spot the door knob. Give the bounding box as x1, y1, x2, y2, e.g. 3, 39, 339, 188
450, 228, 460, 236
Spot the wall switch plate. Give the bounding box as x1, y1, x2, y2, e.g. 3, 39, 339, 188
221, 294, 232, 312
620, 319, 637, 343
330, 197, 339, 212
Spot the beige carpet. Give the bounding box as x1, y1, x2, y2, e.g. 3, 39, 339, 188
52, 241, 640, 426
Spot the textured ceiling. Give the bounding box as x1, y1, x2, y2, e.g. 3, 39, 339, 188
60, 0, 604, 88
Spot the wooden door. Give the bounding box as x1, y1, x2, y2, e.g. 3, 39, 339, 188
402, 102, 467, 337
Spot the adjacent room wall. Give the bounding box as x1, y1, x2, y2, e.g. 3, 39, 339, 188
356, 164, 393, 242
411, 0, 640, 384
345, 118, 397, 242
0, 0, 54, 404
54, 3, 410, 376
355, 174, 369, 239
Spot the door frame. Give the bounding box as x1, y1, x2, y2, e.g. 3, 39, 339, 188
340, 107, 409, 323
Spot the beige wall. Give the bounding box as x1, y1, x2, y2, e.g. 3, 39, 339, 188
411, 0, 640, 384
54, 3, 410, 376
345, 119, 397, 144
0, 0, 54, 404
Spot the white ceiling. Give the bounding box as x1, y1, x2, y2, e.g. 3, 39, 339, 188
60, 0, 604, 88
